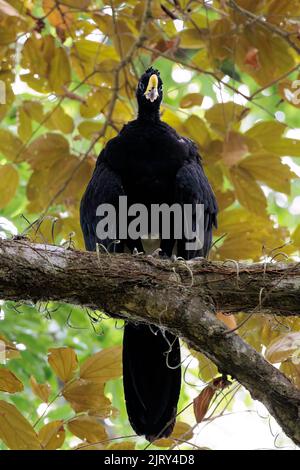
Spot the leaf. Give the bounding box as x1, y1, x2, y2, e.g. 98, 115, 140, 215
45, 106, 74, 134
183, 115, 210, 148
179, 28, 205, 48
265, 332, 300, 364
78, 121, 102, 140
62, 378, 111, 413
48, 48, 71, 93
230, 166, 267, 215
38, 420, 65, 450
193, 377, 230, 424
0, 129, 23, 160
192, 351, 219, 383
107, 441, 136, 450
80, 346, 122, 383
80, 89, 111, 118
0, 164, 19, 209
0, 400, 41, 450
154, 422, 193, 448
23, 133, 70, 169
0, 0, 23, 17
42, 0, 73, 30
67, 415, 108, 443
48, 347, 78, 382
239, 153, 296, 194
193, 386, 215, 424
0, 334, 20, 359
280, 361, 300, 389
205, 103, 249, 135
30, 376, 51, 403
0, 369, 23, 393
180, 93, 203, 108
245, 120, 286, 146
222, 131, 249, 167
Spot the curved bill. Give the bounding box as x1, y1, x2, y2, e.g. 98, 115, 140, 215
144, 74, 159, 102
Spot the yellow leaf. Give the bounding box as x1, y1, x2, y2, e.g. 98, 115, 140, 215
75, 442, 105, 450
263, 138, 300, 157
68, 415, 108, 443
49, 48, 71, 93
107, 441, 136, 450
62, 378, 111, 413
18, 107, 32, 142
0, 0, 23, 17
48, 347, 78, 382
0, 129, 22, 160
280, 360, 300, 389
0, 400, 41, 450
0, 334, 20, 359
222, 131, 249, 167
23, 133, 70, 169
230, 166, 267, 215
183, 115, 210, 148
30, 376, 51, 403
192, 49, 212, 70
38, 420, 65, 450
154, 422, 193, 448
194, 352, 219, 383
0, 164, 19, 209
245, 120, 286, 145
0, 369, 23, 393
239, 153, 296, 194
45, 106, 74, 134
236, 27, 295, 87
265, 333, 300, 364
80, 89, 111, 118
205, 103, 249, 135
180, 93, 203, 108
80, 346, 122, 383
78, 121, 103, 140
179, 28, 205, 48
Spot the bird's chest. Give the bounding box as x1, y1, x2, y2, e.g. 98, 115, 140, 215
120, 138, 184, 203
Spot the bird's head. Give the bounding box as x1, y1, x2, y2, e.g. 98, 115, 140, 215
136, 67, 163, 118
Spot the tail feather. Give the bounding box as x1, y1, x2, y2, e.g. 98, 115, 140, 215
123, 323, 181, 442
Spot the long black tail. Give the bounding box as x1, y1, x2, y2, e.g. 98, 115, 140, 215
123, 323, 181, 442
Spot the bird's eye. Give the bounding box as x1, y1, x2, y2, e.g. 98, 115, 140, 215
139, 82, 145, 91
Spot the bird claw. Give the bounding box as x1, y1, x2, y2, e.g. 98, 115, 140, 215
132, 247, 144, 256
149, 248, 162, 258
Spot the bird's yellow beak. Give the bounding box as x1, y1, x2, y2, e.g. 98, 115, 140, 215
144, 74, 159, 102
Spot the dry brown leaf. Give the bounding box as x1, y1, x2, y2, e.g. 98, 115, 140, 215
48, 347, 78, 383
265, 332, 300, 364
62, 378, 111, 413
38, 420, 65, 450
0, 369, 23, 393
0, 400, 41, 450
68, 415, 107, 443
30, 376, 51, 403
80, 346, 122, 383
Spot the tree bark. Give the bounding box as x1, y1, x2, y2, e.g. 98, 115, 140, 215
0, 238, 300, 446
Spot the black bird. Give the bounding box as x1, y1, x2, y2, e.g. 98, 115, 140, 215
80, 67, 218, 442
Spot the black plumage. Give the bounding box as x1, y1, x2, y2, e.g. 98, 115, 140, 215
80, 67, 218, 441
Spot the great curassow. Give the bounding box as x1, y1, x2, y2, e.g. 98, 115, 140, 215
80, 67, 218, 442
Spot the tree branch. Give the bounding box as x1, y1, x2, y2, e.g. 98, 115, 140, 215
0, 238, 300, 446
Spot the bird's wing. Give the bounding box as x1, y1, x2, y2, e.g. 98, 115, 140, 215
80, 149, 125, 252
175, 139, 218, 259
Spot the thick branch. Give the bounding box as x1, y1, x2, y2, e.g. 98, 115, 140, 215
0, 239, 300, 445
